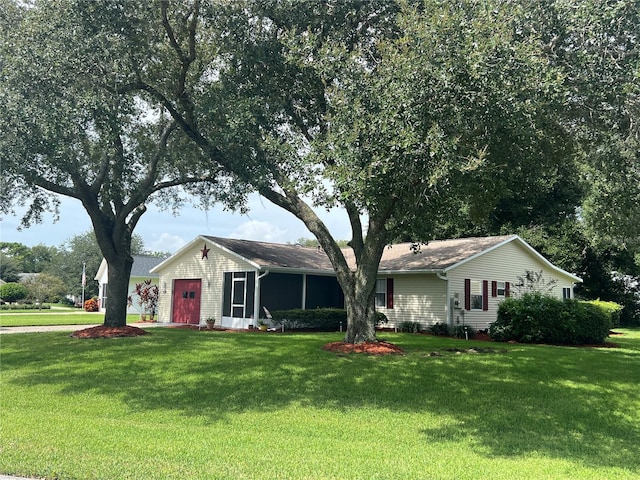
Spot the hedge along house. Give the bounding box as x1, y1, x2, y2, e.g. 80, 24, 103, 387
152, 235, 581, 331
95, 255, 167, 314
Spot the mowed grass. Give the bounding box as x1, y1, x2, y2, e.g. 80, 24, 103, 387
1, 329, 639, 480
0, 310, 141, 327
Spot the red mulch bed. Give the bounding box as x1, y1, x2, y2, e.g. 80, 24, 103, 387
322, 340, 404, 355
71, 325, 149, 339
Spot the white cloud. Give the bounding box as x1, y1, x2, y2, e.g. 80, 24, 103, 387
146, 232, 187, 254
229, 220, 288, 243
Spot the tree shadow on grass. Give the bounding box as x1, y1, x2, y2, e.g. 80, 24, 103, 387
3, 330, 640, 473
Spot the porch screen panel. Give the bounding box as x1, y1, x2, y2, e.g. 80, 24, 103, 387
245, 272, 255, 318
260, 273, 303, 311
305, 275, 344, 309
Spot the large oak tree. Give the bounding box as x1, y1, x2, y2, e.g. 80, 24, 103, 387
133, 0, 573, 342
0, 1, 242, 326
5, 1, 634, 337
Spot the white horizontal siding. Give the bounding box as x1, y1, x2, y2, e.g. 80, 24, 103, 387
156, 242, 254, 323
448, 240, 578, 330
377, 274, 447, 330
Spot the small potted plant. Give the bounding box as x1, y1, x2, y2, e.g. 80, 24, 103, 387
205, 317, 216, 330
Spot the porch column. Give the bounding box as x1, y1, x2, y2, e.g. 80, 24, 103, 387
301, 273, 307, 310
254, 270, 270, 324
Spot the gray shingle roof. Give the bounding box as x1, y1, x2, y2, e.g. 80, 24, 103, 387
205, 235, 515, 273
131, 255, 168, 278
205, 237, 336, 271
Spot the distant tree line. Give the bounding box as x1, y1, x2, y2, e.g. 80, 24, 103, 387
0, 232, 165, 303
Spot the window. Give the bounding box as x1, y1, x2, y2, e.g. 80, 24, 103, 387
492, 280, 510, 298
375, 278, 394, 309
100, 284, 108, 309
375, 279, 387, 308
562, 287, 572, 300
470, 280, 483, 310
465, 279, 488, 311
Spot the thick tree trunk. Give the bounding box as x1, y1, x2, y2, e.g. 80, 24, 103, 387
343, 289, 377, 343
103, 255, 134, 327
257, 188, 390, 344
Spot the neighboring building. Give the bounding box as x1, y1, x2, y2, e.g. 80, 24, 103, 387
94, 255, 167, 314
151, 235, 582, 330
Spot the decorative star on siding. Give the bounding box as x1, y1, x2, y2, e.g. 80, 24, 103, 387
201, 244, 210, 260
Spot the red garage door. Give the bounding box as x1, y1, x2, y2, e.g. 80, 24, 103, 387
172, 279, 202, 324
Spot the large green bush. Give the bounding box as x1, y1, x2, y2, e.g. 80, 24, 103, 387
0, 282, 29, 303
490, 293, 611, 345
269, 308, 387, 331
586, 300, 623, 327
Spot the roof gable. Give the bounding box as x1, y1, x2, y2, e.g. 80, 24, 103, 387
378, 236, 515, 272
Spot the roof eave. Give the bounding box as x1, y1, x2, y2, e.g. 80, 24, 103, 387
378, 269, 445, 275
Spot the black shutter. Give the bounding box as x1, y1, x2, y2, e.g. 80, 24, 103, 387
222, 272, 232, 316
464, 279, 471, 310
482, 280, 489, 311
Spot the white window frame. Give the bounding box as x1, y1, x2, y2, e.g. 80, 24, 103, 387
375, 279, 387, 308
470, 280, 483, 310
562, 287, 572, 300
496, 281, 506, 297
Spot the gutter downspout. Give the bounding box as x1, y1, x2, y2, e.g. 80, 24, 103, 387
254, 270, 270, 326
436, 271, 450, 325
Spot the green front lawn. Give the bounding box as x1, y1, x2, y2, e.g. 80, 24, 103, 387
0, 311, 142, 327
1, 329, 639, 480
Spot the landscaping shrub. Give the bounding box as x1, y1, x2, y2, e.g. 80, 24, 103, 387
270, 308, 346, 331
0, 303, 51, 311
587, 300, 623, 327
399, 321, 421, 333
567, 301, 611, 344
84, 298, 99, 312
428, 322, 449, 336
269, 309, 388, 331
490, 293, 611, 345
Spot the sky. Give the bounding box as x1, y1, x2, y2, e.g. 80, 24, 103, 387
0, 193, 353, 253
